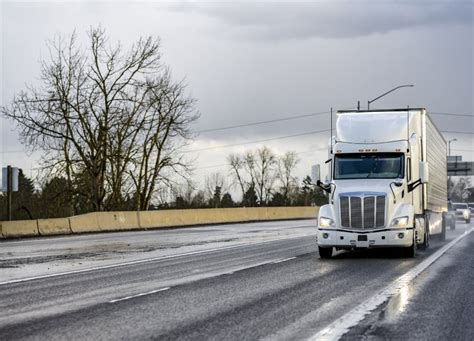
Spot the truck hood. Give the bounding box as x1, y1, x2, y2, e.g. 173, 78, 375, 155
332, 179, 398, 197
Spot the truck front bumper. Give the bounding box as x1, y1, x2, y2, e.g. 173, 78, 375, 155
317, 228, 414, 249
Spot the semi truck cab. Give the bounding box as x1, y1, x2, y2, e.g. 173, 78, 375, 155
316, 109, 447, 258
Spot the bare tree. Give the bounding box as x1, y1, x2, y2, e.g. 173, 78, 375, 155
450, 177, 472, 201
277, 151, 300, 203
254, 147, 277, 205
227, 146, 279, 205
204, 172, 229, 202
1, 28, 198, 212
227, 153, 246, 197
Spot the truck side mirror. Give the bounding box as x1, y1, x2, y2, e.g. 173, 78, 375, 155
311, 166, 320, 184
419, 161, 429, 184
316, 180, 332, 194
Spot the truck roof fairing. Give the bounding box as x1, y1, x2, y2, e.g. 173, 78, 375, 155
335, 110, 422, 144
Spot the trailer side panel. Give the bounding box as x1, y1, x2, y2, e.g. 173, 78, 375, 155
425, 114, 447, 213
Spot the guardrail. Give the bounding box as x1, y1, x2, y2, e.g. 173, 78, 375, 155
0, 206, 319, 239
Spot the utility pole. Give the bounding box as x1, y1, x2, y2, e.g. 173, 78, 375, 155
447, 139, 457, 198
448, 138, 457, 157
2, 165, 18, 221
7, 165, 12, 221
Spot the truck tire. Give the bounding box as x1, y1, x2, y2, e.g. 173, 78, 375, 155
403, 233, 417, 258
440, 215, 446, 241
318, 246, 333, 259
419, 219, 430, 250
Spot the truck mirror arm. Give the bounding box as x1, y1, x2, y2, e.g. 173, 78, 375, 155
389, 179, 404, 204
389, 182, 397, 204
407, 179, 422, 193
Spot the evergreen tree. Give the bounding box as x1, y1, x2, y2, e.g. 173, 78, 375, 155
39, 177, 73, 218
221, 193, 235, 208
242, 183, 258, 207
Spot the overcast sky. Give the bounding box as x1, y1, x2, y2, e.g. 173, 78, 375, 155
1, 0, 473, 189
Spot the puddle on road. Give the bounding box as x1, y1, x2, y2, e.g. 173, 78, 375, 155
383, 284, 413, 323
380, 254, 455, 323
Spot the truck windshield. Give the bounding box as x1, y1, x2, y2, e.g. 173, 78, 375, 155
334, 153, 404, 179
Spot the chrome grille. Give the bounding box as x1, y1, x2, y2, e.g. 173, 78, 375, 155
375, 196, 385, 227
340, 194, 386, 229
340, 196, 350, 227
364, 197, 375, 228
350, 197, 363, 228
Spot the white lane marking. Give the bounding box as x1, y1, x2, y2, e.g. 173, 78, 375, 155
221, 257, 297, 275
0, 235, 312, 286
223, 260, 277, 275
273, 257, 297, 264
109, 287, 170, 303
310, 227, 474, 341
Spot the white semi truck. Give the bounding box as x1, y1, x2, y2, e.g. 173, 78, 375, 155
316, 108, 447, 258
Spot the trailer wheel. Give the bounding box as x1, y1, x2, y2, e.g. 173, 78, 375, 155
318, 246, 333, 259
440, 215, 447, 241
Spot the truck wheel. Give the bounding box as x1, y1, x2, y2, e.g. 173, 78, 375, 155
440, 216, 446, 241
318, 246, 333, 259
403, 233, 417, 258
419, 221, 430, 250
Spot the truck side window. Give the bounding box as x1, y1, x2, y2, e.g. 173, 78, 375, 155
407, 157, 411, 181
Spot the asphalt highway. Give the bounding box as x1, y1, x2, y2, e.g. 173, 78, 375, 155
0, 221, 473, 340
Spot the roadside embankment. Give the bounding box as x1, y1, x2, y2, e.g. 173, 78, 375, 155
0, 206, 318, 239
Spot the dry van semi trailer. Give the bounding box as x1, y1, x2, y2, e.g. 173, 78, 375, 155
316, 108, 447, 258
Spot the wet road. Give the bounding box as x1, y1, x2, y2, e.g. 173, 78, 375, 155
0, 221, 472, 340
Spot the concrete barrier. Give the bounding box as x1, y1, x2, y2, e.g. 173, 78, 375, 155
0, 220, 39, 238
139, 210, 164, 229
69, 212, 101, 233
139, 207, 317, 229
96, 211, 140, 231
38, 218, 72, 236
0, 206, 319, 238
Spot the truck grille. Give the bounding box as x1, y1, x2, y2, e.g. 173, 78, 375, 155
340, 194, 386, 229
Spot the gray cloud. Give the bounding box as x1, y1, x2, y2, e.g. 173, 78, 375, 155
170, 1, 473, 40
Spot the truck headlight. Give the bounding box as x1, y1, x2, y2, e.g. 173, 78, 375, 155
390, 216, 409, 228
319, 217, 335, 228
